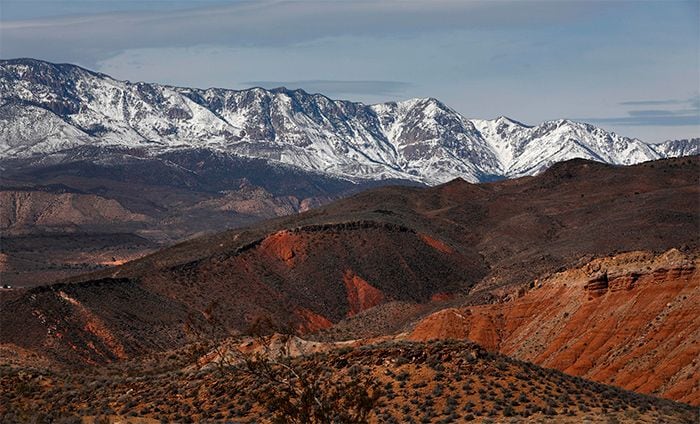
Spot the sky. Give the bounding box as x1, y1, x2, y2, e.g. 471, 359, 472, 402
1, 0, 698, 142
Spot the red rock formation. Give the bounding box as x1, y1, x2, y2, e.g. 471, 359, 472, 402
57, 291, 128, 362
294, 307, 333, 333
429, 292, 454, 302
408, 250, 700, 405
343, 270, 385, 317
0, 190, 147, 231
418, 234, 454, 254
259, 230, 307, 265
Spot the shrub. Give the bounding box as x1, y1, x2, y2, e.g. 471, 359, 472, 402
504, 405, 515, 417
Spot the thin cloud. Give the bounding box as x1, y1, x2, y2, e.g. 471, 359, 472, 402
244, 80, 412, 97
0, 0, 593, 66
584, 116, 700, 127
620, 95, 700, 108
620, 99, 688, 106
628, 110, 686, 117
583, 95, 700, 127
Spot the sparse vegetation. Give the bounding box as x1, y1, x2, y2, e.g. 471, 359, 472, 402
2, 339, 697, 423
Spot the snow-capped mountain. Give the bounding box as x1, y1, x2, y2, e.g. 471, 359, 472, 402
650, 138, 700, 158
470, 117, 664, 177
1, 58, 696, 184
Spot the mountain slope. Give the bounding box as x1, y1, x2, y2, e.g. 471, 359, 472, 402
470, 117, 662, 176
652, 138, 700, 158
2, 58, 695, 184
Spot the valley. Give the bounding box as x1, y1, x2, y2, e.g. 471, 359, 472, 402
0, 147, 408, 287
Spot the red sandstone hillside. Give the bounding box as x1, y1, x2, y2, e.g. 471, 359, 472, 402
407, 249, 700, 405
1, 156, 700, 424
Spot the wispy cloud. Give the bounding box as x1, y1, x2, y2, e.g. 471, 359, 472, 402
0, 0, 591, 66
620, 99, 689, 106
582, 95, 700, 127
243, 80, 412, 97
1, 0, 698, 141
583, 115, 699, 127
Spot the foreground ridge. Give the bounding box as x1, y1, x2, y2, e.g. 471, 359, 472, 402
1, 340, 697, 423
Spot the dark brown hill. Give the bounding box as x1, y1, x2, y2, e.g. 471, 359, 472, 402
1, 146, 418, 287
1, 157, 698, 366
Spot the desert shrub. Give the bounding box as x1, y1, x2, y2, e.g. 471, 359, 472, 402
427, 355, 444, 371
395, 355, 409, 366
504, 405, 515, 417
52, 416, 82, 424
395, 371, 410, 382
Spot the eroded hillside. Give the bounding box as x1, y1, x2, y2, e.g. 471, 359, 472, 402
409, 249, 700, 404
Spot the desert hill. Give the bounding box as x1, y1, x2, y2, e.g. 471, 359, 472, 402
1, 340, 697, 423
0, 147, 412, 287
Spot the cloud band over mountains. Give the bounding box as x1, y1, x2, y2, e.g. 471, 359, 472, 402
1, 0, 698, 141
583, 95, 700, 127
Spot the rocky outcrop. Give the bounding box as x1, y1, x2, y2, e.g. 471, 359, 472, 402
259, 230, 307, 265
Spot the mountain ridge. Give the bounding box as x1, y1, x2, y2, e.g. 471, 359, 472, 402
2, 58, 697, 185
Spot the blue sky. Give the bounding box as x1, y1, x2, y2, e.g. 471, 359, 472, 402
1, 0, 698, 142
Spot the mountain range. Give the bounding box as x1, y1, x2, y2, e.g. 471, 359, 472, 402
2, 58, 700, 422
1, 58, 697, 185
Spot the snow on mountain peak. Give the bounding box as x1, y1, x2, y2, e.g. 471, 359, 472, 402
494, 116, 528, 127
0, 59, 697, 185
